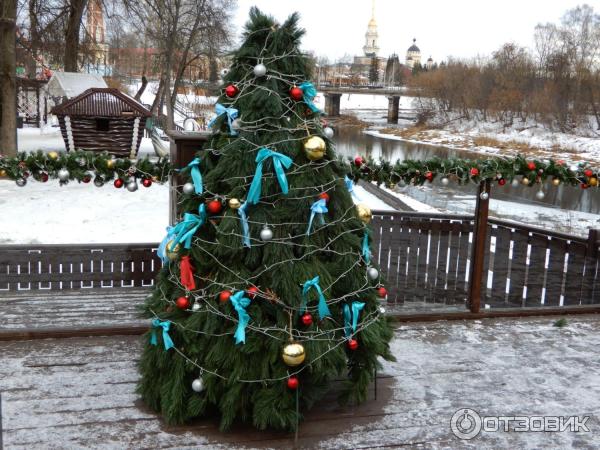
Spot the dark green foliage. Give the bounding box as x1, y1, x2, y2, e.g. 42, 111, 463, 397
137, 8, 394, 431
553, 318, 568, 328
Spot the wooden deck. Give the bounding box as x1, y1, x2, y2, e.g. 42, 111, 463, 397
1, 313, 600, 448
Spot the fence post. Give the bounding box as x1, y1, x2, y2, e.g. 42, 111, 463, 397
584, 229, 600, 301
167, 131, 211, 225
468, 180, 491, 313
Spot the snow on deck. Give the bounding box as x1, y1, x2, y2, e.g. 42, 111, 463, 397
1, 315, 598, 448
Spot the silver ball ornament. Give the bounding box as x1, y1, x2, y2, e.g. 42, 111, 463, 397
253, 63, 267, 77
127, 180, 138, 192
220, 68, 229, 77
367, 267, 379, 280
231, 118, 242, 131
16, 177, 27, 187
323, 127, 334, 139
511, 179, 520, 187
192, 302, 201, 312
441, 177, 449, 186
379, 306, 386, 314
94, 177, 104, 187
480, 191, 489, 201
58, 168, 70, 181
183, 182, 195, 195
260, 225, 273, 241
535, 190, 545, 200
398, 179, 406, 187
191, 378, 204, 392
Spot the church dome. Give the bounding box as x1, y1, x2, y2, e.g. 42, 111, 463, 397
368, 17, 377, 27
408, 39, 420, 52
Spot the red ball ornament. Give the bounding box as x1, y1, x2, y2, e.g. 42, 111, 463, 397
425, 171, 434, 181
225, 84, 238, 98
218, 290, 231, 303
207, 199, 223, 214
377, 287, 388, 298
557, 160, 565, 166
301, 313, 313, 326
287, 376, 299, 390
318, 192, 330, 202
40, 172, 49, 182
527, 161, 536, 171
142, 178, 152, 188
114, 178, 124, 188
290, 86, 303, 101
82, 175, 91, 183
581, 183, 589, 190
470, 168, 479, 177
176, 296, 190, 309
354, 156, 364, 167
498, 178, 506, 186
247, 286, 259, 299
584, 169, 593, 178
347, 339, 359, 350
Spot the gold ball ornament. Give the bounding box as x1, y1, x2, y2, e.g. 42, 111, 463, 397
552, 178, 561, 186
106, 159, 116, 169
0, 169, 6, 177
228, 198, 242, 209
48, 151, 59, 160
589, 177, 598, 187
521, 177, 530, 186
356, 203, 372, 224
282, 342, 306, 367
166, 240, 181, 261
303, 136, 326, 161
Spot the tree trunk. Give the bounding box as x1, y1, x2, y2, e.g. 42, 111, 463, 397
0, 0, 18, 157
27, 0, 40, 77
64, 0, 87, 72
134, 75, 147, 101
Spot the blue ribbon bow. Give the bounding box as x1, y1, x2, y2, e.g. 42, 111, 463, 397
171, 204, 207, 250
345, 175, 360, 201
181, 157, 203, 194
299, 82, 322, 114
208, 103, 239, 135
343, 302, 365, 337
238, 201, 251, 247
307, 198, 328, 234
362, 230, 371, 264
247, 148, 293, 205
230, 291, 252, 344
301, 276, 331, 320
157, 225, 175, 263
151, 319, 174, 350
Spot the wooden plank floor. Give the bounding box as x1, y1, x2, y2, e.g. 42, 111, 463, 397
2, 316, 600, 449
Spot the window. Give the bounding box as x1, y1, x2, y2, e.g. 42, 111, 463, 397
96, 118, 109, 131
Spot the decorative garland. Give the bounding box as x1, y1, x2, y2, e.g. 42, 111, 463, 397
0, 150, 171, 189
1, 150, 598, 196
350, 155, 599, 195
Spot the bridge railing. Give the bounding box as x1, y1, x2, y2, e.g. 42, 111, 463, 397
1, 213, 598, 315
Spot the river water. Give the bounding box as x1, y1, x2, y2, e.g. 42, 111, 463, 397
334, 127, 600, 236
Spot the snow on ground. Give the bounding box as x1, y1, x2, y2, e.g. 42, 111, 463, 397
364, 115, 600, 164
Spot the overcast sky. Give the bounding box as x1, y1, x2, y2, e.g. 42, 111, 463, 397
234, 0, 588, 62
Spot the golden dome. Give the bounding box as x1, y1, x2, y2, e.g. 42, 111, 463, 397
368, 17, 377, 27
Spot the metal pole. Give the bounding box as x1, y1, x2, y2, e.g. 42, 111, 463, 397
468, 180, 491, 313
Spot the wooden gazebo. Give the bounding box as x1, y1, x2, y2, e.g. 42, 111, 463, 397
51, 88, 151, 157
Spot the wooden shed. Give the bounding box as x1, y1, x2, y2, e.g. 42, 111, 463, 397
51, 88, 151, 157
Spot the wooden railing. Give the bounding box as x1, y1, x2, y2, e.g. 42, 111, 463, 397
0, 243, 161, 291
1, 215, 598, 314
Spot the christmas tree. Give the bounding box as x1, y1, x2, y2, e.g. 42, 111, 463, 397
138, 8, 394, 431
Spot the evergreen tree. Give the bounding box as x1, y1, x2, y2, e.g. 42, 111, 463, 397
369, 55, 379, 84
137, 8, 394, 431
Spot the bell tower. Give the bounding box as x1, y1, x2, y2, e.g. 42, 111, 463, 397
362, 0, 379, 57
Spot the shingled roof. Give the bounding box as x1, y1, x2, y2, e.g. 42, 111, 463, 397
51, 88, 151, 117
